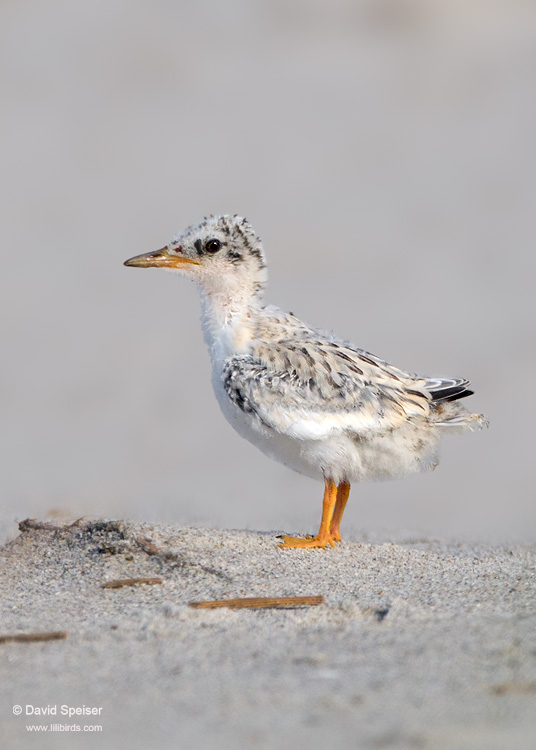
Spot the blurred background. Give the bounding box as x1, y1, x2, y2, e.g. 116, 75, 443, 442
1, 0, 534, 545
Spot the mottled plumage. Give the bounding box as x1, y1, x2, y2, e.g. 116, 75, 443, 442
125, 215, 487, 548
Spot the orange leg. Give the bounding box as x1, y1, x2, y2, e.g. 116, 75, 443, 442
329, 481, 351, 542
279, 478, 340, 549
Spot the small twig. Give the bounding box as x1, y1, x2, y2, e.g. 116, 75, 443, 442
18, 519, 65, 532
18, 518, 84, 533
491, 682, 536, 696
189, 595, 324, 610
0, 631, 68, 644
136, 537, 163, 556
136, 537, 232, 581
68, 517, 86, 527
101, 577, 163, 589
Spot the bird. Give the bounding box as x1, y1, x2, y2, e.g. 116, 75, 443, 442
124, 214, 487, 549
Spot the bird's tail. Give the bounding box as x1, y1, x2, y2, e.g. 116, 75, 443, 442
425, 377, 488, 431
434, 411, 489, 431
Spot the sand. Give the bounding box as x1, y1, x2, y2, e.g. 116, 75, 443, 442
0, 519, 534, 750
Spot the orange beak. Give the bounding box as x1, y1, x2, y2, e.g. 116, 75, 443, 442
123, 247, 201, 269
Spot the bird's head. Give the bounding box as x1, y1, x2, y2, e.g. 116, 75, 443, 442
124, 215, 267, 304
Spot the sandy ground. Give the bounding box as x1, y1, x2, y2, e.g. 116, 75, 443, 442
0, 519, 534, 750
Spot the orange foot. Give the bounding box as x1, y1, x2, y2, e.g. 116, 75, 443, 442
279, 534, 338, 549
279, 479, 350, 550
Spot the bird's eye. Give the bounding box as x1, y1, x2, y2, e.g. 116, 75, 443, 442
205, 239, 221, 254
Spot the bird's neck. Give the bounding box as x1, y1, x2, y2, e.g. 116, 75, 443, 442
199, 286, 261, 363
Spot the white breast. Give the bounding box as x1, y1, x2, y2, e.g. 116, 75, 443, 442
211, 365, 324, 480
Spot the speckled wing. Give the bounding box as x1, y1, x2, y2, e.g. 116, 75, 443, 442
222, 340, 432, 442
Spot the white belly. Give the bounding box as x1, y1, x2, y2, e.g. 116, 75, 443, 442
213, 368, 324, 480
212, 369, 440, 486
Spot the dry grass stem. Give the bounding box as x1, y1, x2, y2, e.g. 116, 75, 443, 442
101, 577, 163, 589
0, 631, 68, 644
189, 595, 324, 610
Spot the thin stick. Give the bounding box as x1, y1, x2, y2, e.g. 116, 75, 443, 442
136, 537, 163, 556
18, 519, 65, 532
0, 631, 68, 644
491, 682, 536, 695
18, 518, 84, 533
189, 595, 324, 610
101, 577, 163, 589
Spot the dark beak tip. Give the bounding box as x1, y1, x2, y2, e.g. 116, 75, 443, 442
123, 249, 167, 268
124, 256, 148, 268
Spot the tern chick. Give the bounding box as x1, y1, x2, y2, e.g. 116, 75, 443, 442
125, 215, 487, 549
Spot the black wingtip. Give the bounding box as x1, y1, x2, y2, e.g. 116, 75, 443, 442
431, 386, 474, 403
